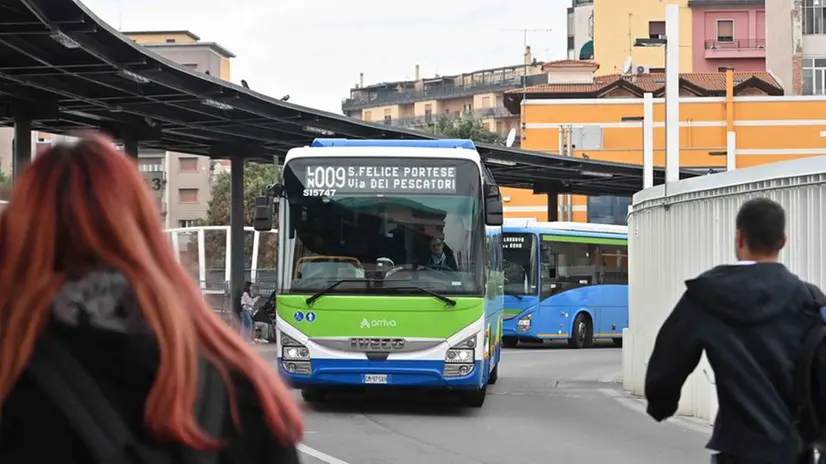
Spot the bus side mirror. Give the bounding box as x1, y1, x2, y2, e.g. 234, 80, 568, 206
253, 195, 274, 231
484, 184, 503, 226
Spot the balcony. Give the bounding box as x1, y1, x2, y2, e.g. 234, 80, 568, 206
342, 79, 527, 111
704, 38, 766, 59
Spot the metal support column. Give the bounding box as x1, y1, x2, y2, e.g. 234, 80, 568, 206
546, 192, 559, 222
123, 133, 139, 159
229, 155, 246, 307
12, 117, 32, 180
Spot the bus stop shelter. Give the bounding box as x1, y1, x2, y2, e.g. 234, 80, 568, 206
0, 0, 701, 302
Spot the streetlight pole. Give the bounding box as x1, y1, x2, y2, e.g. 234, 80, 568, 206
634, 3, 680, 186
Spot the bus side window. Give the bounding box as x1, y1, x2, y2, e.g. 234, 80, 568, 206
600, 246, 628, 284
540, 242, 555, 299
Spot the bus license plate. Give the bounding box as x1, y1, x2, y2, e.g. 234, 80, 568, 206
363, 374, 388, 384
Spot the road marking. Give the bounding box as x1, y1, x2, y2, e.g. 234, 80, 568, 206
598, 388, 712, 435
298, 443, 350, 464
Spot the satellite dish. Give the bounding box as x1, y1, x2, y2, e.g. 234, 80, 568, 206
622, 56, 633, 75
505, 128, 517, 148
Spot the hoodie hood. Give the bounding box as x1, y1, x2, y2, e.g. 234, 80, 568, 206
51, 270, 149, 334
685, 262, 804, 326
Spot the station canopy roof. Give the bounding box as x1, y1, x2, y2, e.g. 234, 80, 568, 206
0, 0, 701, 196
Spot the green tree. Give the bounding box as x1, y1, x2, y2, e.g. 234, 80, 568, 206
0, 171, 11, 201
431, 114, 502, 144
188, 162, 280, 274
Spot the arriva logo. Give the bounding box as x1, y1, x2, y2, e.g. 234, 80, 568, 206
360, 318, 397, 329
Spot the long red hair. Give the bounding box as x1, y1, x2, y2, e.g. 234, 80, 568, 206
0, 134, 302, 448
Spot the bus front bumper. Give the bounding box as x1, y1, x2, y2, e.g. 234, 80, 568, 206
279, 358, 485, 390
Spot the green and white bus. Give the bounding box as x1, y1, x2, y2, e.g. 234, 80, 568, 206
255, 138, 504, 407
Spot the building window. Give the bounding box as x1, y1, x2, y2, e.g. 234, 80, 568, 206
716, 20, 734, 42
567, 35, 575, 50
803, 0, 826, 35
649, 21, 665, 39
718, 66, 734, 72
586, 196, 632, 226
178, 188, 199, 203
481, 96, 491, 108
803, 58, 826, 95
166, 38, 175, 43
424, 104, 433, 123
463, 103, 472, 115
383, 108, 392, 125
179, 157, 199, 173
182, 63, 198, 69
363, 110, 371, 121
178, 219, 197, 228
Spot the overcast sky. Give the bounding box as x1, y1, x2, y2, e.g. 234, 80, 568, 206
80, 0, 570, 114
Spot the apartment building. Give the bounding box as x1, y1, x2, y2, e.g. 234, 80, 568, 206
341, 49, 547, 142
764, 0, 825, 95
592, 0, 694, 75
688, 0, 766, 72
123, 30, 235, 228
567, 0, 595, 61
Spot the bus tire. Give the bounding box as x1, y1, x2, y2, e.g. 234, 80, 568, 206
488, 363, 499, 385
462, 385, 487, 407
612, 338, 623, 347
502, 337, 518, 348
301, 388, 326, 403
568, 313, 593, 349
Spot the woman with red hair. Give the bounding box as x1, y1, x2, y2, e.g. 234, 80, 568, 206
0, 134, 303, 463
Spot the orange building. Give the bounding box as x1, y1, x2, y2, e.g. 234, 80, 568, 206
499, 60, 826, 223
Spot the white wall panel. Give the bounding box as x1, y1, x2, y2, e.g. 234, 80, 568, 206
624, 155, 826, 423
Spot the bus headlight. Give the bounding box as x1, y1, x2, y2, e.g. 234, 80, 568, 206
444, 334, 476, 377
517, 313, 532, 332
280, 333, 311, 375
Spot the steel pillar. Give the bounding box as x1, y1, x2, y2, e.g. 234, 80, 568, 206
123, 133, 139, 159
12, 117, 32, 180
229, 156, 246, 306
547, 192, 559, 221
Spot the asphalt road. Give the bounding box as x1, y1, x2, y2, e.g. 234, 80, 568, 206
259, 342, 713, 464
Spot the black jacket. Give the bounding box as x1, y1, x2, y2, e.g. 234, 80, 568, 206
645, 262, 823, 463
0, 270, 300, 464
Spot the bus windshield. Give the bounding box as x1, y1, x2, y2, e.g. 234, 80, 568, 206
502, 232, 538, 296
281, 157, 485, 296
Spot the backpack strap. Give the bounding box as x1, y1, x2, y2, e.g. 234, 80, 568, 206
27, 334, 174, 463
28, 334, 225, 464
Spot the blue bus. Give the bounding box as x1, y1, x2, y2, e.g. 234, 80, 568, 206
501, 221, 628, 349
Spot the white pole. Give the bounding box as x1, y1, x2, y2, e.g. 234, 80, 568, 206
665, 3, 680, 184
642, 92, 654, 188
726, 131, 737, 171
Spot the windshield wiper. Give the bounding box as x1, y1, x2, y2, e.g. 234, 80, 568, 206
504, 290, 523, 300
389, 286, 457, 306
305, 279, 378, 306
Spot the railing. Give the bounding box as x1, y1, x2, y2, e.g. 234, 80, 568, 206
342, 79, 527, 110
704, 38, 766, 50
165, 225, 280, 323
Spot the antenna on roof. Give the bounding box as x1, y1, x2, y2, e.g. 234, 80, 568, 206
505, 128, 517, 148
622, 56, 633, 75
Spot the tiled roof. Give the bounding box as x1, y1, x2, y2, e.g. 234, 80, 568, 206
506, 71, 781, 95
541, 59, 599, 70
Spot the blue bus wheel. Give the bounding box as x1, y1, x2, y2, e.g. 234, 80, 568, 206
488, 364, 499, 385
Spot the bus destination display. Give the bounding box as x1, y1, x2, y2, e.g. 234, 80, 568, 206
302, 165, 457, 196
503, 234, 529, 250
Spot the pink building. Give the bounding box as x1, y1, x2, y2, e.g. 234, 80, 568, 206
689, 0, 766, 73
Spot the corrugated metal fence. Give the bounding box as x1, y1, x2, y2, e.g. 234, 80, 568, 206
623, 155, 826, 423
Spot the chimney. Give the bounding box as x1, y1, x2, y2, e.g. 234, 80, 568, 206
524, 46, 532, 66
359, 72, 364, 88
415, 64, 420, 80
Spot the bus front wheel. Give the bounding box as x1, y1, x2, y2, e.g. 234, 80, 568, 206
462, 385, 487, 407
301, 388, 327, 403
488, 363, 499, 385
568, 313, 593, 349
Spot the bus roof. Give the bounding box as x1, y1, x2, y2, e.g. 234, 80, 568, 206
311, 138, 476, 150
503, 219, 627, 235
503, 220, 627, 241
